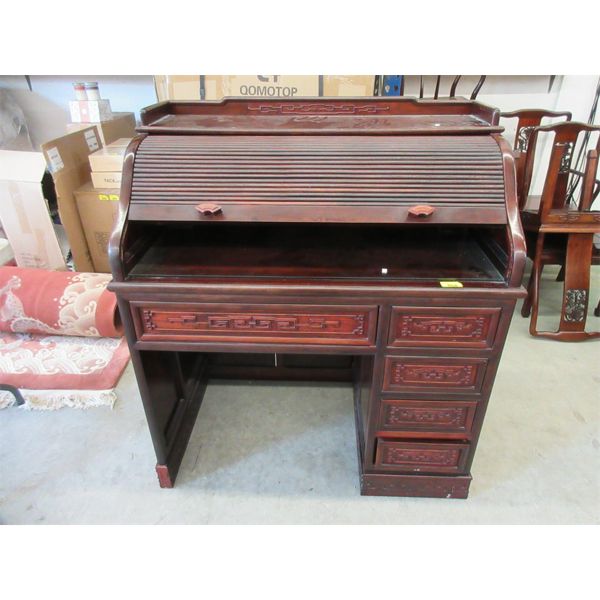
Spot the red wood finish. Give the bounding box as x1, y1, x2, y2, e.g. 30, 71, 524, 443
382, 355, 488, 395
388, 306, 501, 349
378, 399, 477, 435
360, 472, 471, 498
374, 440, 470, 473
500, 108, 572, 208
129, 134, 508, 226
128, 202, 508, 226
109, 98, 527, 499
133, 303, 378, 347
155, 464, 174, 488
517, 120, 600, 340
139, 97, 502, 135
195, 202, 222, 215
407, 204, 436, 217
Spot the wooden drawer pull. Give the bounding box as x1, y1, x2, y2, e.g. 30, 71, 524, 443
167, 314, 198, 324
408, 204, 435, 217
196, 203, 222, 216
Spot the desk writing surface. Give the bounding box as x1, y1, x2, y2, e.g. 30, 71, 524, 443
129, 225, 504, 284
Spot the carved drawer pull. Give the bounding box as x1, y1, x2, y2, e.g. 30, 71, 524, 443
307, 318, 342, 329
408, 204, 435, 217
195, 203, 223, 216
167, 314, 198, 324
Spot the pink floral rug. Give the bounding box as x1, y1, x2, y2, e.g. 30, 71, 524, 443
0, 267, 130, 410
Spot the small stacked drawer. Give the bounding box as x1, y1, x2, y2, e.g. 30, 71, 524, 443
378, 399, 477, 435
372, 303, 503, 475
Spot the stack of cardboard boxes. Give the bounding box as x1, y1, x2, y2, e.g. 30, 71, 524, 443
0, 119, 135, 276
74, 138, 130, 273
66, 112, 135, 147
63, 83, 135, 273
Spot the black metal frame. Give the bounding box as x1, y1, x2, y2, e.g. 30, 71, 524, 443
0, 384, 25, 406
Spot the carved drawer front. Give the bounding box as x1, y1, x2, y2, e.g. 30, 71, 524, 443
389, 306, 501, 349
378, 399, 477, 434
135, 303, 377, 346
375, 440, 470, 474
382, 355, 488, 395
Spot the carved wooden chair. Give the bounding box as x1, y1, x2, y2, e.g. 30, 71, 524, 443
500, 109, 572, 208
517, 121, 600, 340
417, 75, 487, 100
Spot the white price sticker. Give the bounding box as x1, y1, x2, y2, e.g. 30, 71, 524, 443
84, 129, 99, 152
46, 147, 64, 173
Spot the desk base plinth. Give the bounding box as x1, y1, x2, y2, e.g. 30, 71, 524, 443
360, 472, 472, 499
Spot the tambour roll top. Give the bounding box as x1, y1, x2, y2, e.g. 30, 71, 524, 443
111, 97, 524, 288
122, 97, 511, 226
130, 134, 505, 222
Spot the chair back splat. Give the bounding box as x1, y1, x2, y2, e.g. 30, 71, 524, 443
500, 109, 572, 208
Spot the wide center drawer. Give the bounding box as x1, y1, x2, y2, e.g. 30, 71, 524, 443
133, 302, 378, 346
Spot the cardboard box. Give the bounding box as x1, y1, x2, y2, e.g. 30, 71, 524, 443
66, 112, 136, 146
74, 182, 119, 273
89, 143, 128, 172
0, 150, 68, 270
322, 75, 376, 97
154, 75, 378, 101
69, 99, 113, 123
155, 75, 320, 101
91, 171, 122, 188
105, 138, 132, 147
41, 127, 105, 272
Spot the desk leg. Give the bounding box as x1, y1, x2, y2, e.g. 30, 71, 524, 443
153, 353, 209, 487
521, 263, 539, 318
126, 346, 208, 488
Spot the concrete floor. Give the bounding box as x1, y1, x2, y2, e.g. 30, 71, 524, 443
1, 265, 599, 524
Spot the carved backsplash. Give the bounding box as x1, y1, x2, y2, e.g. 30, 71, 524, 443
248, 103, 391, 115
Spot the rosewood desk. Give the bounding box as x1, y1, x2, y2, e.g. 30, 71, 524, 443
109, 97, 526, 498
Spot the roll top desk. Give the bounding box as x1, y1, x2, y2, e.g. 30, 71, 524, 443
109, 98, 526, 498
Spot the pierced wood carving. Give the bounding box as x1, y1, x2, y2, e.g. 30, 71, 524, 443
517, 126, 535, 152
564, 289, 587, 322
558, 141, 574, 173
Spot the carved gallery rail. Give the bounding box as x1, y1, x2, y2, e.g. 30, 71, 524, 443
109, 97, 526, 498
